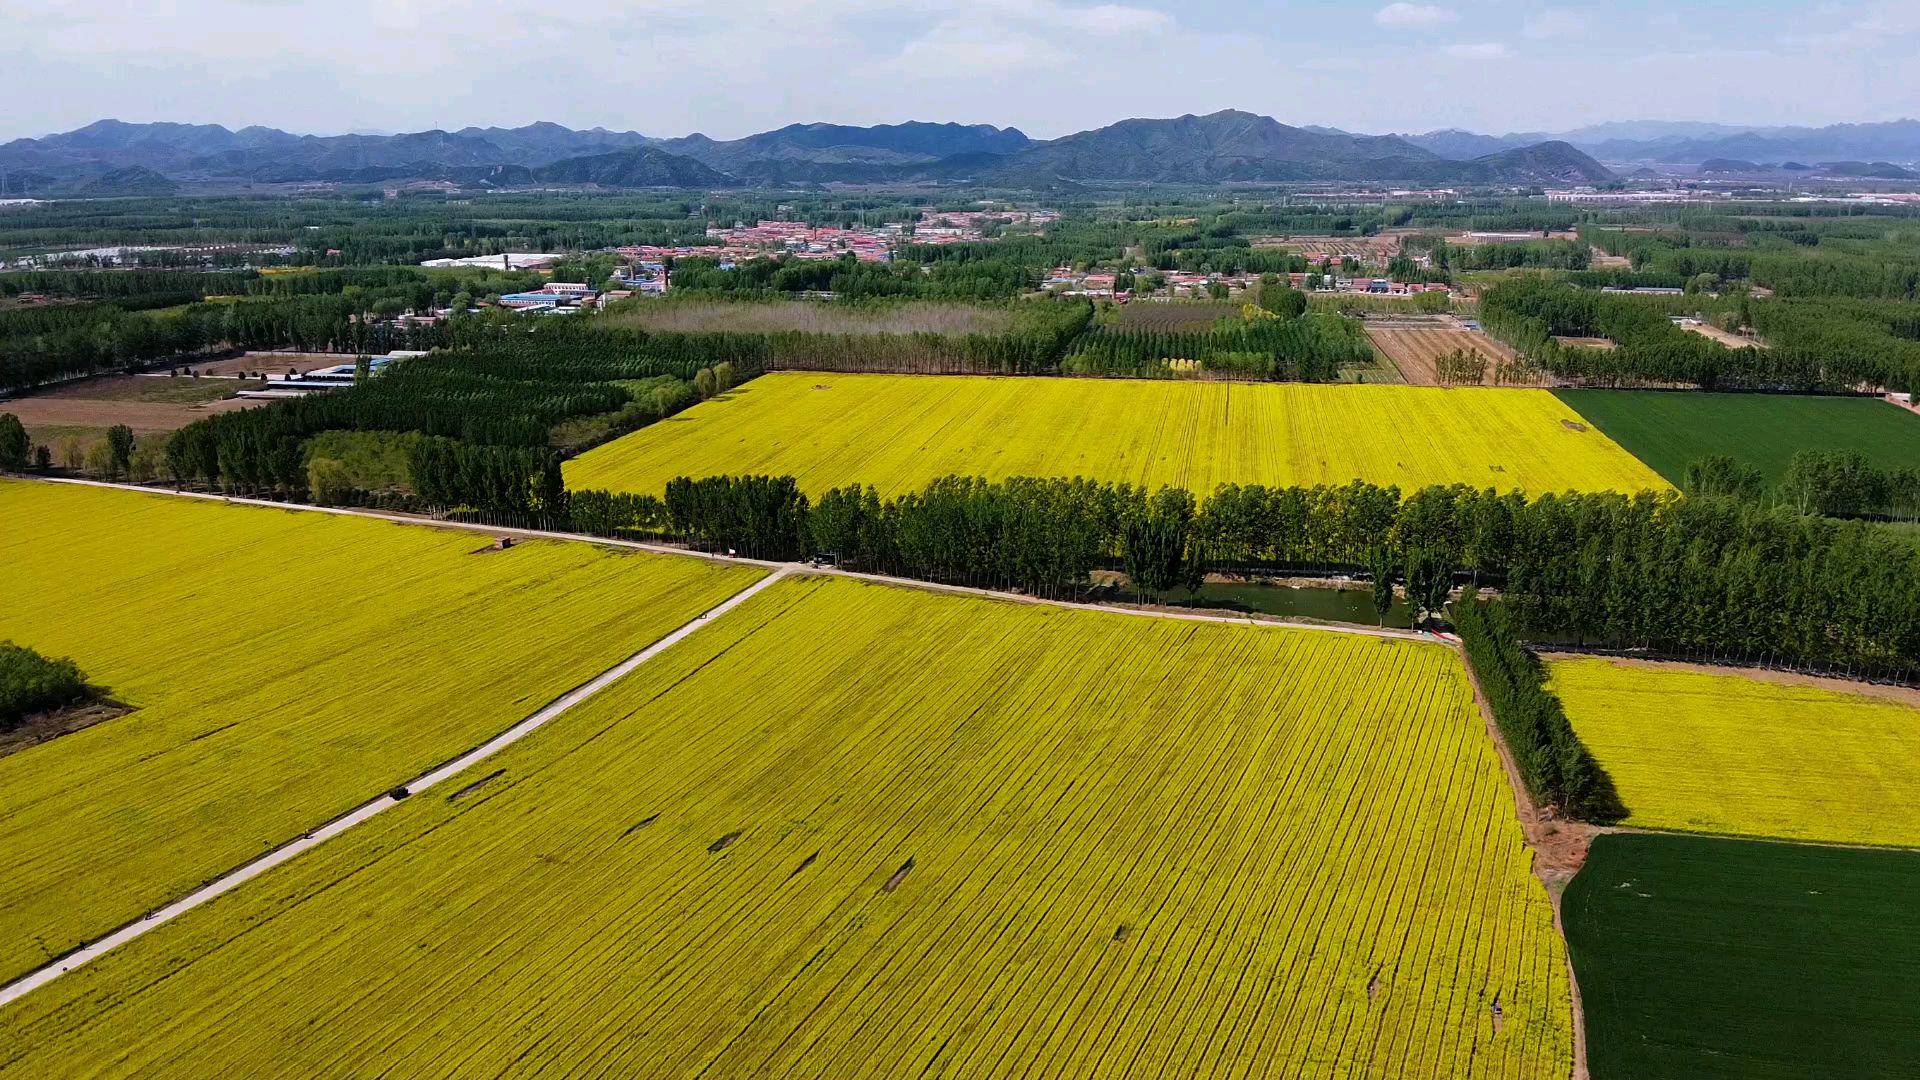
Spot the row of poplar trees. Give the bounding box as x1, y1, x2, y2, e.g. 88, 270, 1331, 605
589, 473, 1920, 681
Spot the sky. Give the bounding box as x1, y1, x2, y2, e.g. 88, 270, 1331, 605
3, 0, 1918, 141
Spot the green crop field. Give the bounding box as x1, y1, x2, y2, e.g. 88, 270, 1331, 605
1552, 390, 1920, 485
0, 480, 762, 984
0, 576, 1573, 1078
1564, 833, 1920, 1080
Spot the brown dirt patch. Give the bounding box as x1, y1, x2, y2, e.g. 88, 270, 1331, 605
0, 701, 133, 759
33, 375, 247, 405
4, 382, 267, 442
882, 857, 915, 892
1679, 322, 1766, 349
1560, 419, 1588, 432
1552, 335, 1617, 351
223, 352, 362, 376
1364, 322, 1536, 387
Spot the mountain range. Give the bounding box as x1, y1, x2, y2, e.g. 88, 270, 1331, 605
12, 112, 1915, 193
5, 113, 1913, 196
0, 112, 1620, 192
1395, 119, 1920, 166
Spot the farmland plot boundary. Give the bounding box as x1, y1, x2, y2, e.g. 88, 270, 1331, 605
0, 564, 790, 1009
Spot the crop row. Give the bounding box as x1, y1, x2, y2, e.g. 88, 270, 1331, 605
563, 371, 1668, 500
0, 576, 1572, 1077
0, 479, 763, 982
1547, 657, 1920, 846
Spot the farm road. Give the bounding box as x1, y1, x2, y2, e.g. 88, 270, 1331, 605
0, 560, 791, 1009
32, 478, 1431, 642
1, 476, 1438, 1005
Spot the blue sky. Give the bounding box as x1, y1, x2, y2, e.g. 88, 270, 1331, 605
3, 0, 1916, 140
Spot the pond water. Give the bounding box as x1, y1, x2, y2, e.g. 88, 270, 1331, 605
1122, 579, 1415, 628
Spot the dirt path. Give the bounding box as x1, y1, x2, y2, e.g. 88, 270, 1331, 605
1680, 322, 1765, 349
1456, 655, 1595, 1080
0, 564, 791, 1009
2, 474, 1563, 1051
31, 479, 1433, 643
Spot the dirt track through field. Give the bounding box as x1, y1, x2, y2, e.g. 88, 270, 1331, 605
1, 474, 1560, 1052
0, 560, 794, 1009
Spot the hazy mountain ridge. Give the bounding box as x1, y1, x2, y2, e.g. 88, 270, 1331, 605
983, 111, 1608, 185
47, 112, 1920, 192
658, 121, 1031, 172
1399, 119, 1920, 165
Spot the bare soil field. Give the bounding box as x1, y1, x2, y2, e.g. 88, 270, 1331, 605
3, 375, 266, 442
1588, 249, 1632, 269
1364, 321, 1536, 386
1109, 300, 1236, 329
1679, 322, 1766, 349
0, 701, 131, 760
1249, 234, 1399, 261
604, 300, 1016, 336
220, 351, 361, 376
1553, 335, 1618, 350
1446, 230, 1579, 244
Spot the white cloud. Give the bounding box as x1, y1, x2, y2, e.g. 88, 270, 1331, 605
1078, 3, 1173, 34
1803, 1, 1920, 48
1374, 3, 1455, 27
879, 23, 1072, 76
1523, 10, 1588, 39
1443, 41, 1511, 59
2, 0, 1918, 144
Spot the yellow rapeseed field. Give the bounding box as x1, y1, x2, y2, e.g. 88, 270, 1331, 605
1548, 657, 1920, 846
564, 371, 1667, 498
0, 576, 1573, 1078
0, 480, 762, 984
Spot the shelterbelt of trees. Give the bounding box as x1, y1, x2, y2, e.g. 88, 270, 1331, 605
0, 266, 541, 393
1060, 296, 1371, 380
1584, 214, 1920, 301
1690, 450, 1920, 520
562, 473, 1920, 683
1479, 278, 1920, 392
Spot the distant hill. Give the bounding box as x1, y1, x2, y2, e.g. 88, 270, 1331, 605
1699, 158, 1763, 173
1821, 160, 1917, 179
76, 166, 178, 196
1568, 120, 1920, 165
658, 121, 1031, 175
1400, 128, 1526, 160
532, 146, 732, 187
42, 113, 1920, 190
1461, 141, 1613, 184
0, 120, 658, 183
989, 111, 1609, 185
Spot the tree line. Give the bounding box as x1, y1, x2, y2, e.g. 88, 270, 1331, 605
1060, 312, 1371, 380
1688, 450, 1920, 520
1453, 594, 1621, 820
570, 472, 1920, 680
1479, 278, 1918, 392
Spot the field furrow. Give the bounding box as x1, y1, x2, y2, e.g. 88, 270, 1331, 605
0, 574, 1570, 1077
564, 372, 1667, 498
